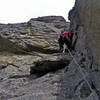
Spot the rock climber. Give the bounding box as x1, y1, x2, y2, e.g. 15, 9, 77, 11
58, 30, 72, 52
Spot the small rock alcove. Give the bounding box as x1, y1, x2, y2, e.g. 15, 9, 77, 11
30, 59, 70, 77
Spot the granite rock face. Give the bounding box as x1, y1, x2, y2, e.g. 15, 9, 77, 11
0, 16, 68, 54
69, 0, 100, 71
67, 0, 100, 100
0, 16, 71, 100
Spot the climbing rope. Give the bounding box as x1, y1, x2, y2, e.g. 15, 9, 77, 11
65, 45, 99, 100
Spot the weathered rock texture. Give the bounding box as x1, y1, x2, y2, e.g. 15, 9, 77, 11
0, 16, 69, 54
30, 54, 72, 77
64, 0, 100, 100
69, 0, 100, 71
0, 16, 70, 100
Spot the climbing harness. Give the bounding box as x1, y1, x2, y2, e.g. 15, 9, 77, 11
65, 45, 99, 100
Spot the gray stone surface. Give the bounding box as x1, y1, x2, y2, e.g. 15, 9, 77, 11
0, 16, 71, 100
69, 0, 100, 71
68, 0, 100, 99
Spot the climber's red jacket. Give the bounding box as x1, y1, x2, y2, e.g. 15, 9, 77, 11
60, 32, 71, 38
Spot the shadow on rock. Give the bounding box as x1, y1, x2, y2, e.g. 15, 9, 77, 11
30, 54, 72, 77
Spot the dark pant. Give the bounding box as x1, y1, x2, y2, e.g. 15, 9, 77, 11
58, 37, 72, 52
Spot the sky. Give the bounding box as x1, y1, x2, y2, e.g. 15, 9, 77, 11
0, 0, 75, 24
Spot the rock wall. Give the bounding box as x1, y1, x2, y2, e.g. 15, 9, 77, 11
0, 16, 69, 54
0, 16, 71, 100
69, 0, 100, 71
64, 1, 100, 99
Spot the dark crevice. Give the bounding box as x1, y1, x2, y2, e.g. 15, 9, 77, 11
91, 82, 100, 99
30, 60, 70, 77
74, 80, 84, 92
71, 32, 78, 50
9, 74, 30, 79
